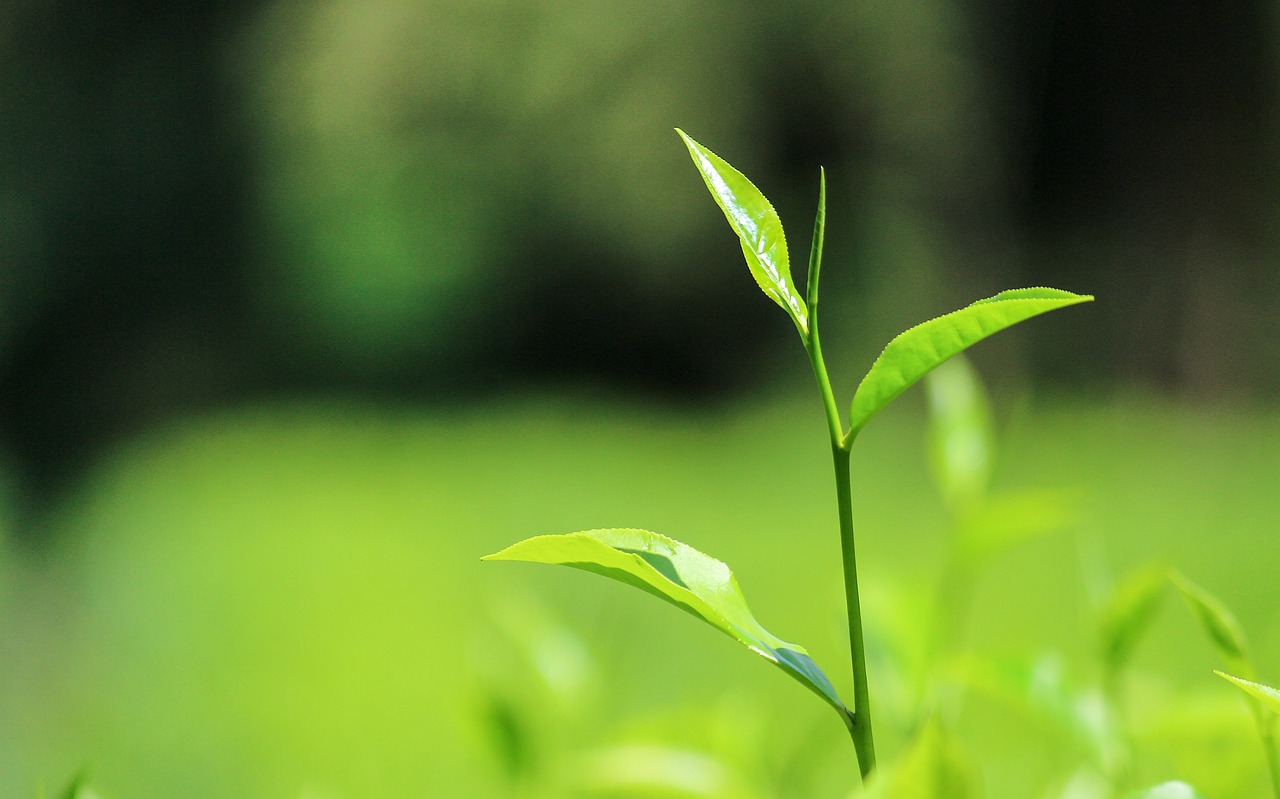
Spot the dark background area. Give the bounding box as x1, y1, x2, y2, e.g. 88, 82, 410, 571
2, 0, 1277, 516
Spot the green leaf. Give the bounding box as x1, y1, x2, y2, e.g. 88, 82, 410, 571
806, 167, 826, 318
925, 355, 993, 512
1170, 571, 1253, 675
1098, 562, 1167, 675
484, 529, 848, 717
1127, 781, 1208, 799
1217, 671, 1280, 716
677, 129, 808, 334
848, 288, 1093, 435
863, 719, 977, 799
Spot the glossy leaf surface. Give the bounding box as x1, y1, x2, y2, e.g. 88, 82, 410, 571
484, 529, 847, 716
849, 288, 1093, 435
1217, 671, 1280, 716
1170, 571, 1252, 672
1128, 782, 1208, 799
677, 129, 808, 333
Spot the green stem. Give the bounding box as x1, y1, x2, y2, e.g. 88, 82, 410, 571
805, 325, 876, 779
803, 171, 874, 779
832, 440, 876, 779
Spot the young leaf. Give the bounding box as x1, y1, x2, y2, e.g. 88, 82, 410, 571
1127, 782, 1208, 799
848, 288, 1093, 436
676, 129, 809, 334
925, 355, 993, 512
806, 167, 826, 318
1098, 562, 1168, 675
1170, 571, 1253, 675
484, 529, 848, 718
1217, 671, 1280, 716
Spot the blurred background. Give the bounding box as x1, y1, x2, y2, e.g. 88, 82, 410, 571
0, 1, 1277, 797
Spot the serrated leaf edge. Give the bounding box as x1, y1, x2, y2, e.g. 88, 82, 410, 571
676, 129, 808, 333
1216, 670, 1280, 715
866, 291, 1094, 362
849, 290, 1094, 435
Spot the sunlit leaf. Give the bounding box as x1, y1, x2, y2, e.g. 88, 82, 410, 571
1127, 781, 1208, 799
1216, 671, 1280, 716
863, 719, 977, 799
1098, 562, 1167, 675
925, 355, 993, 512
677, 129, 808, 333
848, 288, 1093, 435
484, 529, 848, 717
1170, 571, 1253, 674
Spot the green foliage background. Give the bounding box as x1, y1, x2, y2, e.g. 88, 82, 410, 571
1, 397, 1277, 797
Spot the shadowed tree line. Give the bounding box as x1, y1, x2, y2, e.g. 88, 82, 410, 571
1, 0, 1277, 520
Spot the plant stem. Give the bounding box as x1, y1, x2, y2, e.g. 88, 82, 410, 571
832, 439, 876, 778
805, 324, 876, 779
803, 175, 874, 779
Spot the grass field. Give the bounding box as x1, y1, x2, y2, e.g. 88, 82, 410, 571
1, 391, 1276, 797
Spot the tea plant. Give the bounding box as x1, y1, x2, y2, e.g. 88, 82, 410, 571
485, 130, 1092, 785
